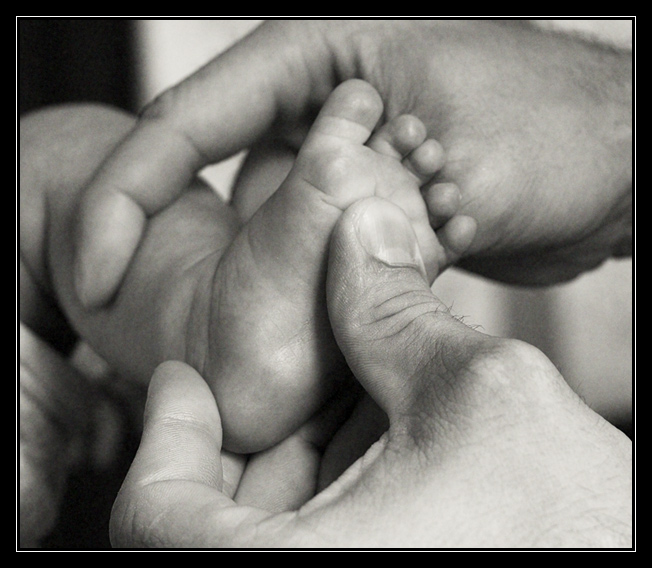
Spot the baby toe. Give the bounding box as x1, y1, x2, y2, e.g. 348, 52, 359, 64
423, 182, 461, 228
403, 139, 446, 183
437, 215, 478, 264
367, 114, 427, 159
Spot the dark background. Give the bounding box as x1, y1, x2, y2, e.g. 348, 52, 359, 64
19, 18, 137, 115
19, 18, 140, 550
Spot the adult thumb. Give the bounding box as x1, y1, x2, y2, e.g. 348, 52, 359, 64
327, 197, 477, 421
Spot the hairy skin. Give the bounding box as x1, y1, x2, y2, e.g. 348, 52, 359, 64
259, 20, 633, 283
110, 199, 632, 548
20, 20, 632, 547
24, 68, 482, 453
73, 20, 631, 309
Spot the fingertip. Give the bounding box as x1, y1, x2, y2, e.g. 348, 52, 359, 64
140, 361, 224, 486
73, 258, 111, 310
111, 361, 231, 548
353, 198, 428, 279
147, 360, 218, 422
327, 198, 445, 418
74, 191, 147, 309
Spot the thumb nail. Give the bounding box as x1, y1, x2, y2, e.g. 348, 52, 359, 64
355, 199, 427, 278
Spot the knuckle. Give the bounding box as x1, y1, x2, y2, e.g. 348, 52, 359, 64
139, 88, 182, 123
363, 286, 442, 345
463, 337, 562, 397
489, 339, 553, 374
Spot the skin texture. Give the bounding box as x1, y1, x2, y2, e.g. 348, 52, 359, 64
109, 198, 632, 548
198, 80, 474, 451
19, 325, 90, 548
20, 106, 142, 548
20, 19, 632, 547
21, 81, 475, 455
72, 20, 632, 309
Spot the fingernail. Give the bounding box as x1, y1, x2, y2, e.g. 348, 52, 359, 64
355, 199, 427, 277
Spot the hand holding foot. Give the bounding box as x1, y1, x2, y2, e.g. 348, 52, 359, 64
72, 19, 632, 309
28, 83, 473, 455
110, 197, 631, 549
203, 80, 475, 451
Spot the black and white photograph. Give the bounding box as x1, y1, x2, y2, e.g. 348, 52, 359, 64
18, 18, 635, 550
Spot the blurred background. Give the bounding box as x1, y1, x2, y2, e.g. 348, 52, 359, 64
19, 18, 633, 549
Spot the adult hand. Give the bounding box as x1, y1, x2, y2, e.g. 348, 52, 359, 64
19, 105, 150, 547
18, 99, 358, 543
73, 19, 632, 308
110, 198, 632, 548
19, 325, 101, 547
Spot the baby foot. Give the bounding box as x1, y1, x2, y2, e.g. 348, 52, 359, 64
363, 114, 477, 280
200, 79, 476, 452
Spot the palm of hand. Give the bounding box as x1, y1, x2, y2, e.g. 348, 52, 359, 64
374, 21, 631, 284
261, 20, 631, 285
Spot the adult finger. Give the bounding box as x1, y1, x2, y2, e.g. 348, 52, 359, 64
19, 325, 94, 546
327, 197, 484, 421
112, 361, 323, 548
110, 361, 249, 548
74, 21, 334, 308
